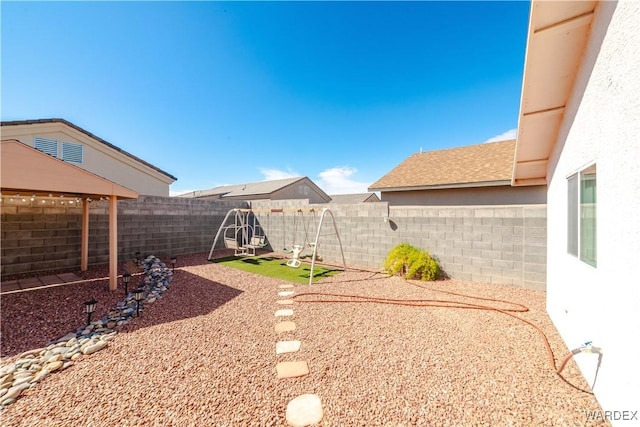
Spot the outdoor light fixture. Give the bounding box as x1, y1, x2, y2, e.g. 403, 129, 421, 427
135, 251, 141, 266
122, 272, 131, 295
170, 256, 177, 272
84, 299, 97, 326
133, 288, 144, 317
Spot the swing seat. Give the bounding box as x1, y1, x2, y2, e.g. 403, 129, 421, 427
286, 259, 301, 268
224, 237, 239, 250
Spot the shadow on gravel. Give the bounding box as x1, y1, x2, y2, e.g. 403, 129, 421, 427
115, 269, 243, 335
0, 269, 242, 359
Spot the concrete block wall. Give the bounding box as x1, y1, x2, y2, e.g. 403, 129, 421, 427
252, 201, 547, 290
2, 197, 546, 290
1, 204, 84, 275
1, 196, 246, 276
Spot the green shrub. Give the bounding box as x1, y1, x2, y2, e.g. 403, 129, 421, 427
384, 242, 440, 281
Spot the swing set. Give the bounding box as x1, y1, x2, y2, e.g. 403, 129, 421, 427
207, 207, 346, 285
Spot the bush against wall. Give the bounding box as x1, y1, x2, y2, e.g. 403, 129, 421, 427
384, 242, 440, 281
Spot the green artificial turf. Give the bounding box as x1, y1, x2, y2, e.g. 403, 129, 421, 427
211, 256, 341, 284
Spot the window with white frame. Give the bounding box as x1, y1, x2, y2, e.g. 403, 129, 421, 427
567, 164, 597, 267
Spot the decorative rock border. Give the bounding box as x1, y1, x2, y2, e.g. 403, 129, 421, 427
0, 255, 173, 409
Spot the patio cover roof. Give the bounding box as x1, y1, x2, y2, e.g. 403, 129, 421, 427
512, 1, 597, 186
1, 139, 138, 199
1, 139, 138, 291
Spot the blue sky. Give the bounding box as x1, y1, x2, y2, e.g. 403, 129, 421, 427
1, 1, 530, 196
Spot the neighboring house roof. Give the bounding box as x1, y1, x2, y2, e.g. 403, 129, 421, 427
369, 139, 516, 192
178, 176, 331, 201
329, 193, 380, 203
0, 118, 178, 181
512, 1, 597, 186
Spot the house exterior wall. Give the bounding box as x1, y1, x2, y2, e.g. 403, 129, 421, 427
1, 123, 173, 196
380, 185, 546, 206
546, 1, 640, 418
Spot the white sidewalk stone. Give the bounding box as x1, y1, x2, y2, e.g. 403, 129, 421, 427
276, 340, 301, 354
278, 291, 294, 297
275, 309, 294, 317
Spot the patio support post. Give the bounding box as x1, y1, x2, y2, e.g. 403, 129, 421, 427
81, 198, 90, 271
108, 195, 118, 291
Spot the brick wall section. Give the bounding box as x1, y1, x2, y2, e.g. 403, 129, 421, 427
2, 198, 546, 290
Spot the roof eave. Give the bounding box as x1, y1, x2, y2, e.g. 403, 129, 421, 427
369, 180, 512, 193
512, 0, 597, 186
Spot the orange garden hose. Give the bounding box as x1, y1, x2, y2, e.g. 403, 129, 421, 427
292, 277, 593, 394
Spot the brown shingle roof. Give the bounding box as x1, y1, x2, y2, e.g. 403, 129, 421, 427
369, 139, 515, 191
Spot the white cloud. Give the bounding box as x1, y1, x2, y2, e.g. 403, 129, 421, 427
259, 167, 300, 181
317, 166, 370, 195
484, 128, 517, 143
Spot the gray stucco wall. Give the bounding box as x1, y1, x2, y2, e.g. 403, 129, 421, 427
1, 197, 546, 291
380, 185, 547, 206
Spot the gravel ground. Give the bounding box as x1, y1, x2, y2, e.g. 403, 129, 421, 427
1, 253, 608, 426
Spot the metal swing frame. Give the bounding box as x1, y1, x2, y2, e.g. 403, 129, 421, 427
208, 207, 346, 285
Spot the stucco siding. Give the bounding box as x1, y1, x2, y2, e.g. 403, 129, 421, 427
546, 0, 640, 418
1, 123, 173, 196
381, 185, 546, 206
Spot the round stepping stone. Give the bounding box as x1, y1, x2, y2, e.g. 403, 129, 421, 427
274, 321, 296, 333
286, 394, 323, 427
275, 309, 294, 317
276, 299, 294, 305
279, 284, 295, 289
276, 340, 301, 354
276, 361, 309, 379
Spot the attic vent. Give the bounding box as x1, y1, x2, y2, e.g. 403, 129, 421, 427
62, 142, 83, 163
34, 137, 58, 157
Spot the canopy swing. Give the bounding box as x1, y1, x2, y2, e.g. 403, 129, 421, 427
208, 208, 270, 258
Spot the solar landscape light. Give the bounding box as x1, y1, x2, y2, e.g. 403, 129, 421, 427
133, 288, 144, 317
122, 272, 131, 295
84, 299, 97, 326
134, 251, 142, 266
170, 256, 177, 272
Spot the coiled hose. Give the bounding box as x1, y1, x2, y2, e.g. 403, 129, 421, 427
292, 276, 593, 394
